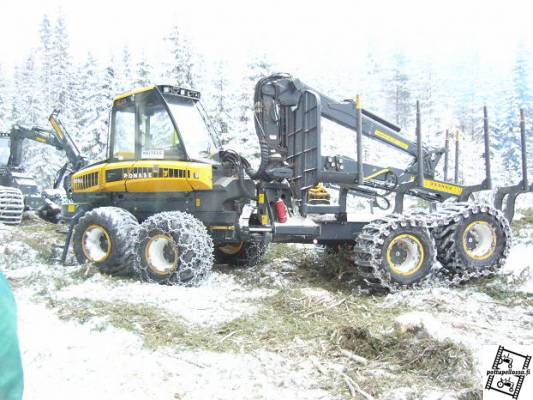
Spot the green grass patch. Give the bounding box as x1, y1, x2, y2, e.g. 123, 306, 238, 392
512, 208, 533, 234
15, 218, 66, 260
477, 283, 533, 306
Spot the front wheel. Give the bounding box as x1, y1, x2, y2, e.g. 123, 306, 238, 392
72, 207, 139, 275
135, 211, 214, 285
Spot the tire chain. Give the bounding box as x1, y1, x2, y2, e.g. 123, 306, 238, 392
339, 202, 512, 293
133, 211, 214, 286
430, 202, 512, 285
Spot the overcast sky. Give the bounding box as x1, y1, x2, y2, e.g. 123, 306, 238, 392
2, 0, 532, 72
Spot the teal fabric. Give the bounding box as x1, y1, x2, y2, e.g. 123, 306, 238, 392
0, 272, 23, 400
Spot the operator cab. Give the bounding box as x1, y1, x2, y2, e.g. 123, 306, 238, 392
109, 85, 217, 162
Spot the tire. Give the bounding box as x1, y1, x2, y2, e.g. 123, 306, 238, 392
378, 226, 435, 286
0, 186, 24, 225
214, 234, 270, 267
352, 215, 436, 290
135, 211, 214, 285
73, 207, 139, 275
434, 204, 511, 276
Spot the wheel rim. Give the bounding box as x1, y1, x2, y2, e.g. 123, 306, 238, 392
462, 221, 496, 260
386, 234, 424, 276
81, 224, 111, 263
144, 234, 179, 276
217, 242, 244, 255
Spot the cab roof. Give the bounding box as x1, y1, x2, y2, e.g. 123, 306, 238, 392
113, 85, 201, 103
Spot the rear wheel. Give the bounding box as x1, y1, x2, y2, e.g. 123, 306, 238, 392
73, 207, 139, 275
214, 234, 270, 267
434, 204, 511, 277
135, 211, 214, 285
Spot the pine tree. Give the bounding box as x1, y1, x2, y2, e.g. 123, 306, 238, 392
135, 52, 153, 87
210, 61, 232, 141
166, 24, 196, 87
232, 54, 273, 160
117, 46, 133, 92
495, 42, 532, 180
0, 64, 9, 130
14, 54, 64, 187
50, 13, 73, 113
236, 55, 272, 132
386, 53, 412, 128
39, 15, 53, 113
89, 63, 117, 160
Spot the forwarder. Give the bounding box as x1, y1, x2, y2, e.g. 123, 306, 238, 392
59, 74, 531, 291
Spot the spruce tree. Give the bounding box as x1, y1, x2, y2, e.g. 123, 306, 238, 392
210, 61, 232, 141
117, 46, 133, 92
0, 65, 8, 130
495, 42, 531, 179
166, 24, 196, 87
39, 15, 53, 113
232, 54, 272, 160
135, 53, 153, 87
50, 14, 73, 113
386, 53, 412, 128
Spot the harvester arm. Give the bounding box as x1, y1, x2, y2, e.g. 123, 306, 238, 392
48, 110, 86, 171
1, 125, 64, 168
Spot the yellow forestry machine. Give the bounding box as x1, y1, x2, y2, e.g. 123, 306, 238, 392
51, 74, 530, 291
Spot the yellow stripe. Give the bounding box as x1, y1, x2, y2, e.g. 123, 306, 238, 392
422, 179, 463, 195
49, 119, 64, 140
208, 226, 235, 231
355, 95, 361, 110
375, 129, 409, 150
364, 168, 390, 181
258, 193, 265, 204
71, 161, 212, 193
113, 86, 155, 102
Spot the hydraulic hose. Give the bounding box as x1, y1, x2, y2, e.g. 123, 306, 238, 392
245, 73, 292, 181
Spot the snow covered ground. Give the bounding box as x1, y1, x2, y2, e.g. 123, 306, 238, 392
1, 215, 532, 400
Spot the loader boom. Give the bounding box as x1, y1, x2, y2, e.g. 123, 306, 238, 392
253, 74, 451, 217
2, 113, 84, 171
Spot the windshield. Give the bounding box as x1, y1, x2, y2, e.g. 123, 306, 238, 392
0, 137, 10, 166
164, 96, 215, 160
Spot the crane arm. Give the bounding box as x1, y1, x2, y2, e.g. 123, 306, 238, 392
0, 125, 63, 168
252, 74, 442, 187
1, 111, 86, 172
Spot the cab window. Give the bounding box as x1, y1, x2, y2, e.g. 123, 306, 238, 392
138, 99, 186, 160
112, 104, 135, 160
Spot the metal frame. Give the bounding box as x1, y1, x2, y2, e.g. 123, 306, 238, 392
494, 109, 532, 221
252, 74, 531, 245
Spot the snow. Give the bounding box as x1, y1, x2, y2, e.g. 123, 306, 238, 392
500, 243, 533, 294
18, 302, 330, 400
0, 227, 336, 400
55, 273, 271, 327
2, 218, 533, 399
